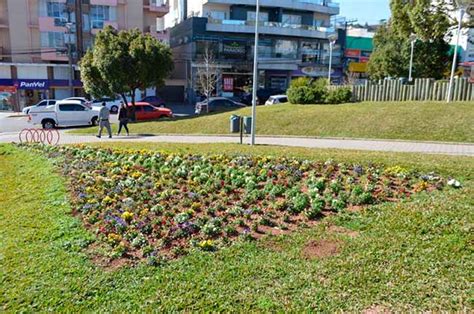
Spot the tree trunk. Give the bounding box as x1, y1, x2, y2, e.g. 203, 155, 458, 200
130, 89, 137, 122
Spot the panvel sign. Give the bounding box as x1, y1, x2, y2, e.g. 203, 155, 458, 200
14, 79, 50, 90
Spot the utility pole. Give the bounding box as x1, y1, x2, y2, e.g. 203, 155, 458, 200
65, 22, 74, 97
250, 0, 260, 146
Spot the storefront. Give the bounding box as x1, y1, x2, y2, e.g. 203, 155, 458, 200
0, 86, 17, 111
0, 78, 83, 112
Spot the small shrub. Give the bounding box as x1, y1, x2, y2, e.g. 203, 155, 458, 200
325, 87, 352, 104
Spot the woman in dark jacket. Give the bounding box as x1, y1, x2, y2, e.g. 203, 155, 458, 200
117, 102, 130, 136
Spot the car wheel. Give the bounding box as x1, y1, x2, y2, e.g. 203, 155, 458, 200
42, 120, 55, 129
91, 116, 98, 126
111, 105, 118, 113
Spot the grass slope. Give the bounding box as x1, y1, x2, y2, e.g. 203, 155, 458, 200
72, 102, 474, 143
0, 143, 472, 311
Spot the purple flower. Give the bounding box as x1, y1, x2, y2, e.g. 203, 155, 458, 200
111, 215, 127, 227
354, 165, 364, 176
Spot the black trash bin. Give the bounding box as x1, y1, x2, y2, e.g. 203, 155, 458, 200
230, 115, 241, 133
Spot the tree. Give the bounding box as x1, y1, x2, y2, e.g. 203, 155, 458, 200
368, 0, 452, 80
195, 47, 219, 112
80, 26, 174, 119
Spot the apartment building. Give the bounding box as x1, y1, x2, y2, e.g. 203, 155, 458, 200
165, 0, 342, 103
0, 0, 169, 111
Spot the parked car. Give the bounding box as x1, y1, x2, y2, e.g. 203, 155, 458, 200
241, 88, 285, 105
63, 97, 92, 108
92, 97, 122, 113
139, 96, 166, 107
22, 99, 57, 115
29, 100, 100, 129
131, 102, 173, 121
195, 97, 246, 115
265, 95, 288, 106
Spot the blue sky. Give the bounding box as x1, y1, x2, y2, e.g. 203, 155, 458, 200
339, 0, 391, 25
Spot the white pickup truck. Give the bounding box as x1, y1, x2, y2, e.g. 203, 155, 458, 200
29, 100, 100, 129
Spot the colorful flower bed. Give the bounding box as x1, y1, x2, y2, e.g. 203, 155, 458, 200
18, 144, 447, 264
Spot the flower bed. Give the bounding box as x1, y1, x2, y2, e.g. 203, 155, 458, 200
18, 144, 446, 264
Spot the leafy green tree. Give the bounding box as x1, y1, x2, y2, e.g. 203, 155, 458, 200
80, 26, 174, 118
367, 24, 407, 80
368, 0, 452, 80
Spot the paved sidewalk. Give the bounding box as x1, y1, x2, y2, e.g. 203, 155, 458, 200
0, 131, 473, 156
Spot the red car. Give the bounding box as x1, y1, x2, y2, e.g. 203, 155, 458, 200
130, 102, 173, 121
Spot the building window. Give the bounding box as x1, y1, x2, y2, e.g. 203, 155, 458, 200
247, 11, 268, 22
209, 11, 226, 20
282, 14, 302, 26
40, 32, 65, 49
46, 1, 68, 26
47, 2, 66, 18
90, 5, 116, 29
275, 40, 298, 59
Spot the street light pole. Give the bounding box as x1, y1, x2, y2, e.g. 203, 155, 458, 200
327, 35, 337, 85
447, 1, 468, 103
408, 34, 417, 82
250, 0, 260, 146
65, 22, 74, 97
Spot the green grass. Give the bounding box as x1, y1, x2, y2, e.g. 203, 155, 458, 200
1, 143, 473, 311
71, 101, 474, 143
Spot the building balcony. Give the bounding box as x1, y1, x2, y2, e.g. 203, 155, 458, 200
40, 48, 68, 62
148, 27, 169, 42
90, 0, 118, 5
38, 16, 67, 32
143, 0, 169, 17
206, 19, 335, 39
203, 0, 339, 15
91, 21, 119, 34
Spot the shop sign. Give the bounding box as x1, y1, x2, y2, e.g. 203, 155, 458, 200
0, 86, 17, 93
360, 50, 372, 57
359, 57, 370, 63
348, 62, 368, 73
345, 49, 361, 58
223, 77, 234, 92
223, 40, 246, 58
14, 80, 49, 90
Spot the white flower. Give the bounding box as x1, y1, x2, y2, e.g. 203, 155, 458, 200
447, 179, 462, 188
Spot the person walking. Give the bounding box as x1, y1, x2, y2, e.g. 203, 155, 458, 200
117, 101, 130, 136
96, 102, 112, 138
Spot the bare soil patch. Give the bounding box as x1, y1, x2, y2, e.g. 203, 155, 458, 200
302, 239, 341, 259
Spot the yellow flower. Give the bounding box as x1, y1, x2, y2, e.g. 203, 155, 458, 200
131, 171, 142, 179
107, 233, 121, 246
199, 240, 214, 250
102, 196, 114, 205
121, 211, 134, 222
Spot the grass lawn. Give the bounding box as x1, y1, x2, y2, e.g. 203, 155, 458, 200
1, 143, 473, 311
72, 101, 474, 143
